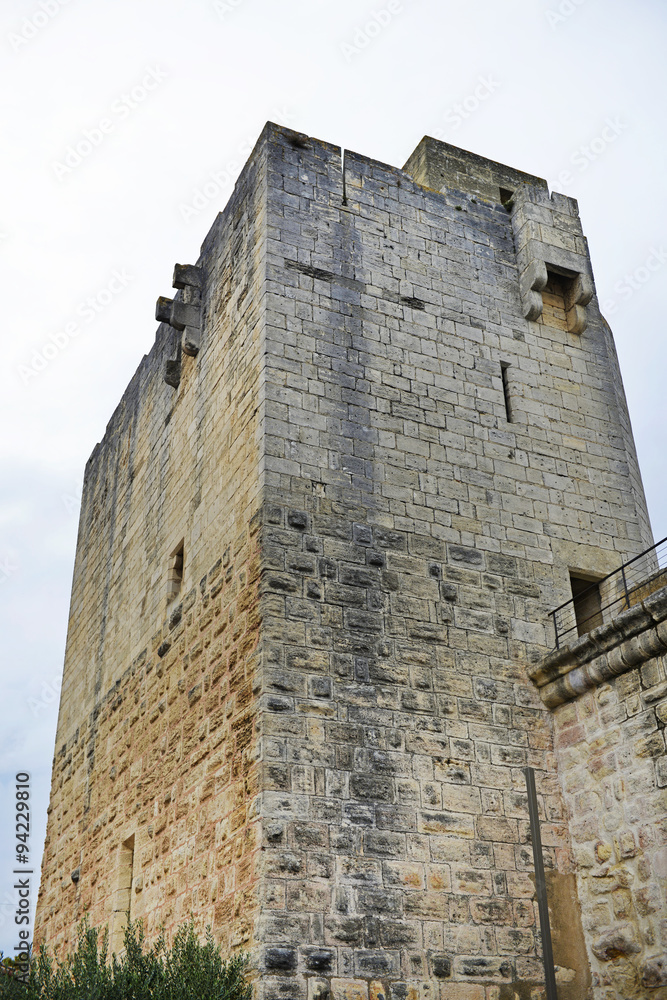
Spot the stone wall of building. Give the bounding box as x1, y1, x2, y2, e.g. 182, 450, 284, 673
54, 129, 267, 741
257, 497, 591, 1000
36, 131, 269, 953
36, 528, 263, 956
252, 126, 655, 999
37, 124, 661, 1000
532, 588, 667, 999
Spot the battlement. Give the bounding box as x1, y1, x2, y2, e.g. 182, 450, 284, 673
404, 134, 551, 203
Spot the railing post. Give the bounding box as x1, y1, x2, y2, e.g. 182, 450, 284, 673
620, 565, 630, 609
524, 767, 558, 1000
551, 610, 559, 649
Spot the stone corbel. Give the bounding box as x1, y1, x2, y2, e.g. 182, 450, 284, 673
156, 264, 204, 387
519, 260, 547, 321
564, 271, 594, 335
518, 260, 593, 335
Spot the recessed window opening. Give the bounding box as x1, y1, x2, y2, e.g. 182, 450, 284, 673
570, 573, 602, 637
500, 362, 513, 422
167, 541, 184, 601
539, 268, 579, 332
499, 187, 514, 209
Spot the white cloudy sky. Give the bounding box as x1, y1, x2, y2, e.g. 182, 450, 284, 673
1, 0, 666, 955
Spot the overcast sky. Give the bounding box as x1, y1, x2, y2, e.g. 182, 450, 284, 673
1, 0, 666, 957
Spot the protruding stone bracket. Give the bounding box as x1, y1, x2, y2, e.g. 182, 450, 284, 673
162, 323, 183, 389
519, 260, 547, 321
156, 263, 204, 384
518, 261, 593, 334
510, 185, 595, 335
163, 358, 181, 389
173, 263, 203, 290
155, 298, 201, 333
156, 296, 174, 324
564, 270, 593, 335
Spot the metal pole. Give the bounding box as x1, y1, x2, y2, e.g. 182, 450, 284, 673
620, 565, 630, 609
551, 611, 559, 649
524, 767, 558, 1000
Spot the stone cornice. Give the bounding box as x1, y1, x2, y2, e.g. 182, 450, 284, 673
529, 586, 667, 708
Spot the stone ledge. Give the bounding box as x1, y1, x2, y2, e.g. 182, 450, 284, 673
529, 585, 667, 707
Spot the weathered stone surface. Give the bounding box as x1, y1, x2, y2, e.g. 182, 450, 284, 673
642, 956, 667, 989
35, 124, 660, 1000
591, 926, 641, 962
265, 948, 298, 970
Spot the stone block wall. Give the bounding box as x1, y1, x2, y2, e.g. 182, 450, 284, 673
36, 527, 263, 955
54, 129, 267, 740
36, 130, 269, 953
257, 497, 591, 1000
533, 588, 667, 998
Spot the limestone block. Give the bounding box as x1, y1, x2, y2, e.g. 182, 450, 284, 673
173, 263, 203, 290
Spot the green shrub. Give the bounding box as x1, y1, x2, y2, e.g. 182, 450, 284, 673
0, 920, 251, 1000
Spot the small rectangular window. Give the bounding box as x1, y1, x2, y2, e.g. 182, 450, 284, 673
500, 362, 513, 422
570, 574, 602, 637
539, 268, 585, 334
167, 541, 184, 601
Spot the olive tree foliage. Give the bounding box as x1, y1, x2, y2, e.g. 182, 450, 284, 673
0, 920, 251, 1000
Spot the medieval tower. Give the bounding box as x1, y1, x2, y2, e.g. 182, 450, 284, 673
35, 125, 667, 1000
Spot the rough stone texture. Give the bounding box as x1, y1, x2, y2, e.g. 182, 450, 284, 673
530, 585, 667, 707
36, 124, 660, 1000
36, 533, 263, 956
36, 128, 269, 956
547, 607, 667, 999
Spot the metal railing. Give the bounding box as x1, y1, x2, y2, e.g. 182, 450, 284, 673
550, 536, 667, 648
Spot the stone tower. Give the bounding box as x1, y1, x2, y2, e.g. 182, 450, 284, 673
35, 124, 667, 1000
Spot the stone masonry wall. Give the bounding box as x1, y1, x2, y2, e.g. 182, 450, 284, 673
36, 528, 262, 957
36, 133, 269, 951
554, 661, 667, 999
534, 588, 667, 999
253, 127, 656, 999
54, 128, 267, 741
258, 498, 589, 1000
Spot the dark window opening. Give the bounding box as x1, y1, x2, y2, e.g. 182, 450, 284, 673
499, 187, 514, 210
570, 574, 602, 637
167, 541, 184, 601
500, 362, 513, 422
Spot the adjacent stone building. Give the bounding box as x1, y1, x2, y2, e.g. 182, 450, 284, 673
35, 124, 667, 1000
